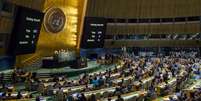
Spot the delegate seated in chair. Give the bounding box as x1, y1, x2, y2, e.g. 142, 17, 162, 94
56, 87, 64, 101
53, 81, 61, 88
113, 86, 124, 96
115, 95, 124, 101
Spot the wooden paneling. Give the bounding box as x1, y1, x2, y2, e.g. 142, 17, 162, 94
0, 17, 13, 33
86, 0, 201, 18
8, 0, 45, 11
106, 22, 201, 35
0, 48, 5, 55
0, 0, 2, 10
104, 40, 201, 48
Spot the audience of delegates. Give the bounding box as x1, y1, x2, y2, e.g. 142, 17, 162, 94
11, 68, 32, 83
175, 89, 201, 101
38, 53, 201, 101
0, 51, 201, 101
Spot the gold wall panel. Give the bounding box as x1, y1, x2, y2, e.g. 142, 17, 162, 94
14, 0, 87, 67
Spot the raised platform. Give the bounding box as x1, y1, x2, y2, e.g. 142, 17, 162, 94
35, 61, 115, 77
0, 61, 116, 78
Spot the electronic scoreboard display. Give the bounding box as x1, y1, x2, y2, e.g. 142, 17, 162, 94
81, 17, 107, 49
8, 6, 44, 55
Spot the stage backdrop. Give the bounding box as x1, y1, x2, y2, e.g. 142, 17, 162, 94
13, 0, 88, 68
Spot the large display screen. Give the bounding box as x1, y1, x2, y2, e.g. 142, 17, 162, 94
8, 6, 44, 55
81, 17, 107, 49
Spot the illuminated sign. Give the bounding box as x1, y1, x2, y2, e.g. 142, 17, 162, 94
8, 6, 44, 55
81, 17, 107, 48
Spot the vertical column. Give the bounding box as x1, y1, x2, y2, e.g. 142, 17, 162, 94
0, 0, 3, 11
77, 0, 88, 50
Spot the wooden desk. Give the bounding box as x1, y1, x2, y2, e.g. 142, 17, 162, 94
157, 78, 177, 95
113, 76, 133, 85
156, 69, 186, 95
53, 84, 94, 94
153, 94, 178, 101
84, 87, 116, 97
101, 90, 147, 101
39, 78, 53, 82
3, 91, 29, 100
183, 80, 201, 92
43, 81, 66, 87
83, 77, 153, 98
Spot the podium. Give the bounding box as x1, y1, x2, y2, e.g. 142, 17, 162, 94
70, 57, 87, 69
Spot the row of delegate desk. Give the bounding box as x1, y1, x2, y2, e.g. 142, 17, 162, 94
182, 80, 201, 96
33, 75, 201, 101
37, 61, 126, 92
101, 91, 147, 101
51, 73, 153, 101
1, 74, 176, 101
36, 62, 126, 95
38, 59, 183, 101
36, 60, 155, 101
0, 91, 29, 100
47, 75, 153, 95
153, 67, 199, 101
6, 60, 189, 101
0, 84, 30, 100
68, 76, 153, 101
12, 61, 186, 101
153, 80, 201, 101
156, 69, 187, 95
38, 60, 153, 96
38, 60, 125, 83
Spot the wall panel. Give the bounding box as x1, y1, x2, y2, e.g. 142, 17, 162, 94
105, 40, 201, 48
106, 22, 201, 35
11, 0, 86, 67
86, 0, 201, 18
